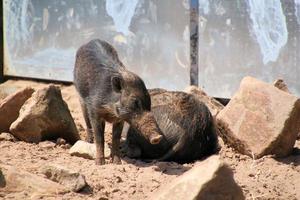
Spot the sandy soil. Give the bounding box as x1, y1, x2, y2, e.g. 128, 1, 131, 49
0, 79, 300, 200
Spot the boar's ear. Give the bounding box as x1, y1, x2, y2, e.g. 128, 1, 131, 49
111, 76, 123, 93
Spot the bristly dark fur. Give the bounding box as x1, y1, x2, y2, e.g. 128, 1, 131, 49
74, 39, 150, 115
73, 39, 162, 164
125, 89, 219, 164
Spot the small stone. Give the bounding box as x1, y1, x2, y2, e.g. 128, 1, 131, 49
0, 132, 17, 142
116, 176, 122, 183
112, 188, 120, 193
273, 79, 290, 93
41, 164, 87, 192
39, 141, 56, 149
99, 197, 109, 200
69, 140, 110, 160
56, 138, 66, 145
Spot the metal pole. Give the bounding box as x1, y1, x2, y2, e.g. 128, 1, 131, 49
190, 0, 199, 86
0, 0, 3, 83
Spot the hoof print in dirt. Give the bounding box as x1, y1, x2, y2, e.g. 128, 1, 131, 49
0, 87, 34, 133
70, 140, 111, 160
9, 85, 80, 144
185, 85, 224, 117
0, 164, 68, 198
41, 164, 87, 192
0, 132, 18, 142
149, 156, 244, 200
217, 76, 300, 159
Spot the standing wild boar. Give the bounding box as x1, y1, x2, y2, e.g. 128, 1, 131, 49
74, 39, 163, 165
123, 89, 219, 163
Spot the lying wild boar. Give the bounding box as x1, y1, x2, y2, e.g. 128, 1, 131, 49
123, 89, 219, 163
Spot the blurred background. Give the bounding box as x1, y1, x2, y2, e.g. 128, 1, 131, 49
2, 0, 300, 98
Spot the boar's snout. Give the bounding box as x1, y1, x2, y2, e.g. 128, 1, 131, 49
149, 134, 163, 144
130, 111, 163, 144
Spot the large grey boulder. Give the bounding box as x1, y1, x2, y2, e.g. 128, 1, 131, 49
149, 155, 244, 200
217, 76, 300, 158
9, 85, 80, 144
0, 87, 34, 133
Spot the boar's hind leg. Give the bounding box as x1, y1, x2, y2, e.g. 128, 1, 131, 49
157, 135, 187, 162
80, 99, 94, 143
89, 111, 106, 165
111, 122, 124, 164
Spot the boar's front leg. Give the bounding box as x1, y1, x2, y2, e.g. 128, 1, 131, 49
79, 99, 94, 143
89, 111, 106, 165
111, 122, 124, 164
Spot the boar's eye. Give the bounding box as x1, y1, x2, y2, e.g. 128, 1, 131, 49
133, 99, 142, 110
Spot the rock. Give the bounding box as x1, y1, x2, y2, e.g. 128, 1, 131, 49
185, 85, 224, 117
0, 83, 23, 101
9, 85, 80, 144
273, 79, 290, 93
149, 155, 244, 200
41, 164, 87, 192
56, 138, 67, 145
61, 144, 72, 149
0, 87, 34, 133
38, 141, 56, 149
70, 140, 96, 160
0, 164, 68, 198
70, 140, 110, 160
217, 76, 300, 158
0, 132, 17, 142
273, 79, 300, 140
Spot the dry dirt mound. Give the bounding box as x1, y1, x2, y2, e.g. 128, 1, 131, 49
0, 80, 300, 200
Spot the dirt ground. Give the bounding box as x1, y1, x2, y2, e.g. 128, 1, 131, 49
0, 80, 300, 200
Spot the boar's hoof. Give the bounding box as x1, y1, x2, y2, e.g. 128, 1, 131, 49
150, 135, 163, 144
95, 158, 105, 165
112, 156, 122, 164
